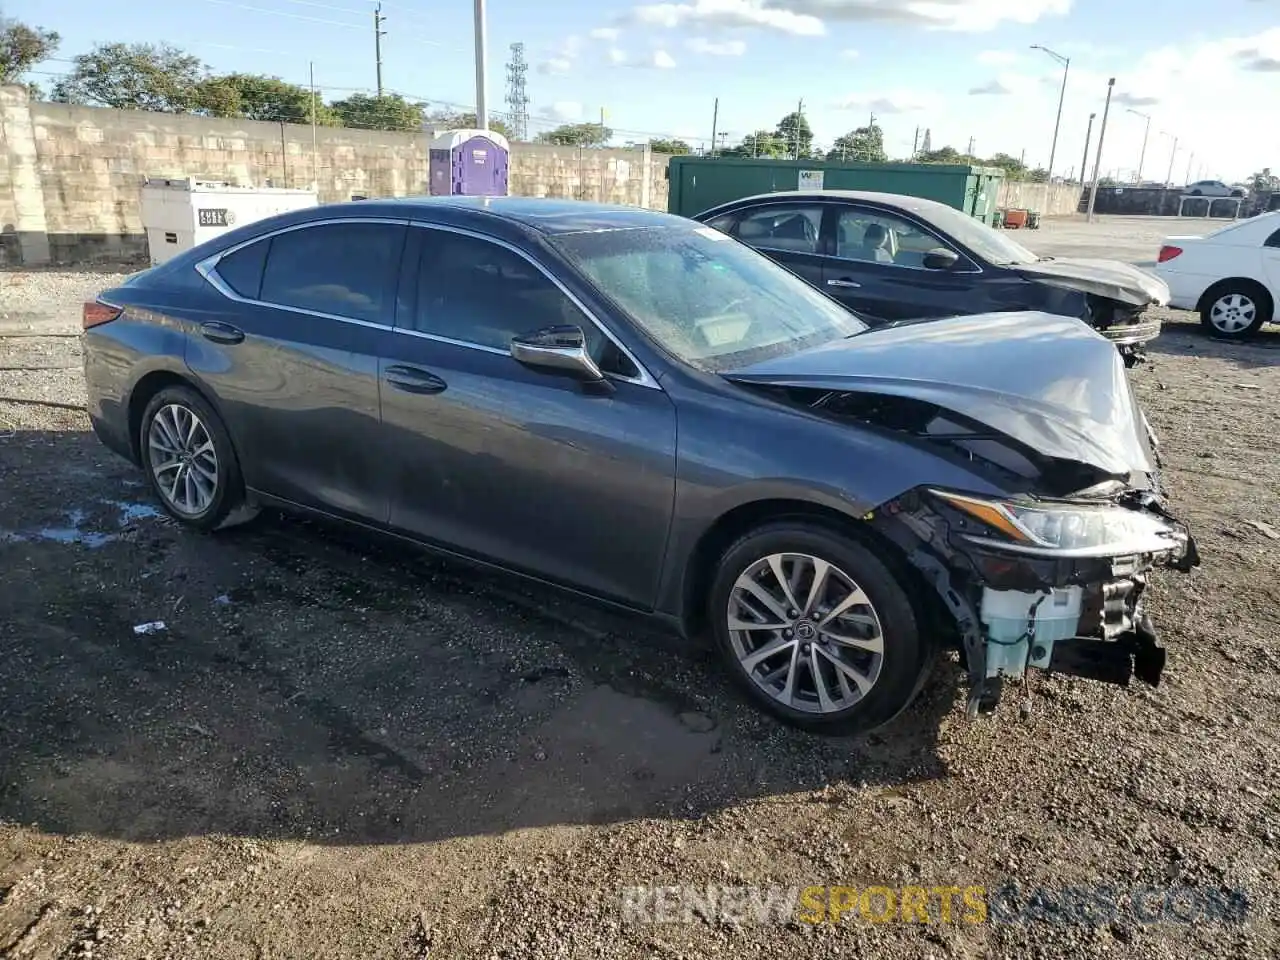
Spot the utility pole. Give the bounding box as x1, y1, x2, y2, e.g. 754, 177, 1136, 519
966, 135, 975, 157
1161, 132, 1177, 189
1127, 108, 1151, 183
1185, 151, 1194, 186
473, 0, 489, 131
911, 126, 919, 160
309, 61, 318, 191
794, 98, 804, 159
373, 3, 386, 97
1079, 112, 1095, 185
710, 97, 719, 156
1086, 77, 1115, 222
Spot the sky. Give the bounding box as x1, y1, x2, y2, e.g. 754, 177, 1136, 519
9, 0, 1280, 182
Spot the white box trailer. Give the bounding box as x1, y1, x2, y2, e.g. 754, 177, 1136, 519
140, 178, 318, 266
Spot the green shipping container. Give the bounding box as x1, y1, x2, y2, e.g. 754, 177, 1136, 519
665, 156, 1004, 225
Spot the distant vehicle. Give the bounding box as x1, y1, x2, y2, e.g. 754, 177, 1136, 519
1155, 210, 1280, 338
81, 197, 1197, 732
1183, 180, 1246, 198
693, 190, 1168, 365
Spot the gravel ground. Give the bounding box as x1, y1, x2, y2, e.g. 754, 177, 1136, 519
1, 262, 1278, 959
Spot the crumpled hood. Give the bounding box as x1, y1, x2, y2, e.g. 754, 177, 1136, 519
1015, 257, 1170, 307
726, 311, 1155, 478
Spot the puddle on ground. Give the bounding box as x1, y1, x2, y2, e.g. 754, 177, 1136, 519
0, 499, 162, 548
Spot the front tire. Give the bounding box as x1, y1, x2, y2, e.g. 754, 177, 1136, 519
139, 385, 248, 531
709, 522, 931, 735
1200, 282, 1270, 339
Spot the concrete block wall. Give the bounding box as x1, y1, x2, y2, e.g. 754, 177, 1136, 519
996, 179, 1084, 217
0, 87, 671, 265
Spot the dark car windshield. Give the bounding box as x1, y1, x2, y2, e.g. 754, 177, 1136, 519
553, 225, 866, 371
918, 203, 1039, 266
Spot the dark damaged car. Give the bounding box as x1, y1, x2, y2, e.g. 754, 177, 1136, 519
82, 198, 1198, 733
695, 190, 1168, 366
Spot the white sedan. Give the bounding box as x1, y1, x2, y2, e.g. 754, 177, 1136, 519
1154, 211, 1280, 339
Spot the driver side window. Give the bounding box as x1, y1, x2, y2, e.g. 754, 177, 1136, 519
409, 229, 636, 376
735, 205, 824, 255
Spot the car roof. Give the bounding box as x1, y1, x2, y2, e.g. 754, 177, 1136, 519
701, 189, 961, 219
337, 195, 688, 235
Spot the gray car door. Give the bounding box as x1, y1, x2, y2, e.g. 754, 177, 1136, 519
189, 218, 405, 523
377, 224, 678, 608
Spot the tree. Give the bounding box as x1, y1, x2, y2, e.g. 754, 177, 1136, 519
985, 152, 1027, 180
1249, 168, 1279, 194
535, 122, 612, 146
1026, 167, 1049, 183
916, 145, 972, 165
328, 92, 424, 132
774, 110, 813, 158
196, 73, 335, 125
649, 137, 692, 155
828, 124, 886, 163
722, 130, 788, 158
51, 42, 204, 112
423, 109, 512, 139
0, 17, 59, 85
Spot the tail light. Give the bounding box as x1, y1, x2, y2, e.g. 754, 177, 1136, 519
82, 301, 123, 330
1157, 245, 1182, 263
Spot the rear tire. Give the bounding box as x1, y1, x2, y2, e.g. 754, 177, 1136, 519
1199, 281, 1270, 340
708, 522, 931, 735
139, 385, 251, 531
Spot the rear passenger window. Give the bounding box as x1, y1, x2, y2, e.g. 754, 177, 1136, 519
214, 240, 268, 298
259, 222, 405, 323
1266, 228, 1280, 249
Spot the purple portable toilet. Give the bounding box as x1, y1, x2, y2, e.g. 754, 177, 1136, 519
428, 129, 510, 197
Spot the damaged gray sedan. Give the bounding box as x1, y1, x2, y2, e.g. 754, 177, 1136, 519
83, 198, 1198, 734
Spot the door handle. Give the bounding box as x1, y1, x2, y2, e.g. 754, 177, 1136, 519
200, 321, 244, 344
827, 278, 862, 289
384, 365, 447, 394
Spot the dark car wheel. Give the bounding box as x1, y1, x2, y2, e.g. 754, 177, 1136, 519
1200, 282, 1270, 339
139, 385, 249, 531
709, 522, 931, 735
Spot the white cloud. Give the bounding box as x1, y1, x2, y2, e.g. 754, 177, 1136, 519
840, 48, 859, 59
630, 0, 824, 36
589, 27, 621, 40
834, 91, 935, 114
608, 47, 629, 64
537, 57, 572, 75
969, 78, 1012, 95
545, 102, 583, 121
653, 49, 678, 68
760, 0, 1069, 32
687, 37, 748, 55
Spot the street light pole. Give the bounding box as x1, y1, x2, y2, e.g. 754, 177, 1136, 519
1086, 78, 1115, 223
1127, 108, 1151, 183
473, 0, 489, 131
1029, 43, 1070, 188
1079, 112, 1095, 186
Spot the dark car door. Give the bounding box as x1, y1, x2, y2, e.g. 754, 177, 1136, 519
187, 218, 404, 522
820, 204, 992, 322
718, 202, 828, 291
377, 224, 678, 608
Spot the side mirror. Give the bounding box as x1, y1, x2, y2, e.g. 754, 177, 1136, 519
510, 325, 606, 383
922, 247, 961, 271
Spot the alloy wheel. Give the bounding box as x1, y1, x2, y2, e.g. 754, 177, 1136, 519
147, 403, 220, 516
1209, 293, 1256, 334
726, 552, 885, 714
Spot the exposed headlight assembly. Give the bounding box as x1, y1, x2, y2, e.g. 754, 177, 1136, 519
930, 489, 1187, 558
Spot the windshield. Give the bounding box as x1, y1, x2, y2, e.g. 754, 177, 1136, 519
921, 203, 1040, 265
553, 225, 866, 371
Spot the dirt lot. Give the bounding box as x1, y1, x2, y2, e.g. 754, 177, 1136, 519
1, 258, 1279, 959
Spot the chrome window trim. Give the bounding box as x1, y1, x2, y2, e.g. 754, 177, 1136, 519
194, 215, 661, 390
825, 202, 984, 275
405, 220, 660, 389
